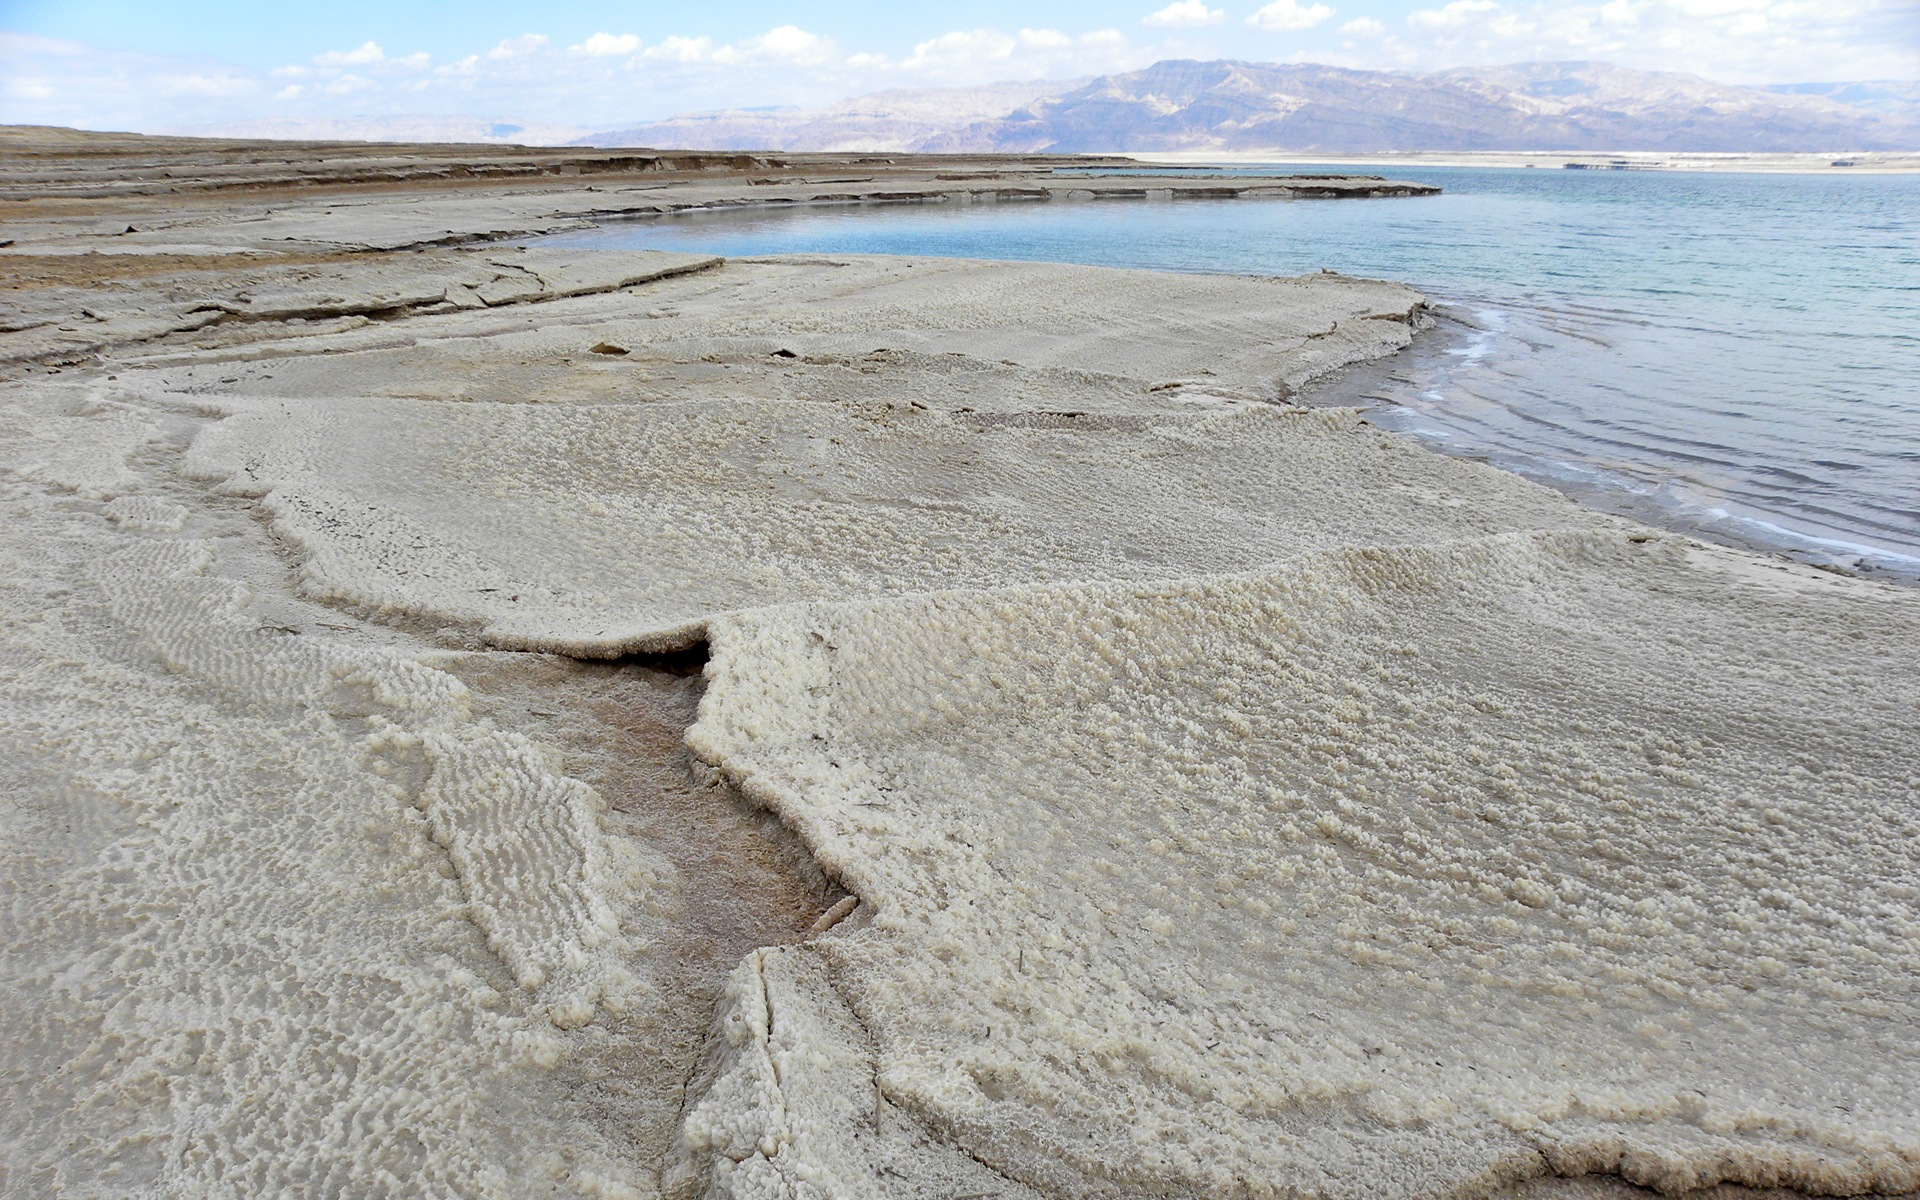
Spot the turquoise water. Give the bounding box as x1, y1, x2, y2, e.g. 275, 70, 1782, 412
535, 167, 1920, 579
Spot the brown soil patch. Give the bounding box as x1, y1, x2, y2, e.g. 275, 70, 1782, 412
437, 649, 847, 1171
0, 251, 362, 292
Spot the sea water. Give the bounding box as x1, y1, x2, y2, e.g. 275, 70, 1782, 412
534, 167, 1920, 579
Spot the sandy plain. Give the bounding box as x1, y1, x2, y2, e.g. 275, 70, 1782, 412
0, 128, 1916, 1200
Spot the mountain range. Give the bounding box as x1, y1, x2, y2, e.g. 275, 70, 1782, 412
580, 78, 1085, 155
579, 60, 1920, 154
157, 116, 593, 146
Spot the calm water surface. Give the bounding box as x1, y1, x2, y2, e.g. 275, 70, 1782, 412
536, 167, 1920, 578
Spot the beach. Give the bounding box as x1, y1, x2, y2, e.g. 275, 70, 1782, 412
1, 129, 1916, 1200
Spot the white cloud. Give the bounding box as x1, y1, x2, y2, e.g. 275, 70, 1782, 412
486, 34, 548, 60
314, 41, 387, 67
1413, 0, 1497, 30
635, 27, 833, 67
1409, 0, 1501, 31
905, 29, 1021, 68
1339, 16, 1389, 35
572, 32, 642, 57
752, 25, 831, 63
1599, 0, 1640, 24
1344, 0, 1920, 82
643, 36, 717, 63
0, 31, 287, 127
1021, 27, 1076, 48
1247, 0, 1338, 32
299, 41, 427, 78
1144, 0, 1228, 27
160, 73, 258, 97
896, 26, 1146, 78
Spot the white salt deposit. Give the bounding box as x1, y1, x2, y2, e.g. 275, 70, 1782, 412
172, 256, 1568, 658
186, 400, 1595, 655
102, 493, 190, 531
1, 389, 668, 1196
687, 531, 1920, 1199
6, 243, 1917, 1200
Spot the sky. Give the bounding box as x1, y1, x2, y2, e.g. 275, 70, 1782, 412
2, 0, 1916, 133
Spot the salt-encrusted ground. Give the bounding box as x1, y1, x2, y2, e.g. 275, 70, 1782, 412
1, 132, 1915, 1200
691, 533, 1920, 1199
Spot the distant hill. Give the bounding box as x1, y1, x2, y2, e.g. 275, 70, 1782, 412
1765, 80, 1920, 124
582, 60, 1920, 154
161, 116, 590, 146
578, 79, 1084, 152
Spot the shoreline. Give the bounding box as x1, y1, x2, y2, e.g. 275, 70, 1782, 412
522, 200, 1919, 588
3, 127, 1916, 1200
1303, 305, 1920, 586
1129, 148, 1920, 173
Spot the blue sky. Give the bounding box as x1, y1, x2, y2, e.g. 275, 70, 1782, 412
3, 0, 1915, 132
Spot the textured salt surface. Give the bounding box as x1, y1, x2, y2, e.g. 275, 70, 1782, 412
172, 258, 1556, 655
688, 532, 1920, 1199
435, 652, 853, 1176
5, 224, 1917, 1200
0, 389, 667, 1196
1, 254, 1455, 1196
187, 401, 1593, 656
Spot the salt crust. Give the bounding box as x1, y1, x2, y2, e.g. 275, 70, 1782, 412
152, 255, 1429, 402
210, 249, 720, 320
187, 399, 1590, 655
5, 257, 1456, 1198
11, 250, 1920, 1198
159, 255, 1920, 1197
687, 532, 1920, 1199
668, 946, 1048, 1200
172, 259, 1464, 657
102, 493, 191, 532
1, 391, 667, 1196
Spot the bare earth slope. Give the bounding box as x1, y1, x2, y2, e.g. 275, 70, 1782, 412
1, 129, 1915, 1200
